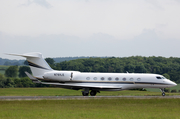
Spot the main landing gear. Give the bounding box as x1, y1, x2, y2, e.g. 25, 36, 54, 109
82, 92, 89, 96
160, 88, 165, 96
90, 90, 97, 96
82, 89, 99, 96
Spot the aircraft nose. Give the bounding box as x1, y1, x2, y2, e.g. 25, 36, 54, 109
169, 81, 177, 86
167, 80, 177, 87
172, 82, 177, 86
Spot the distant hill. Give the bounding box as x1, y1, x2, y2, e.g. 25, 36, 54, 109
0, 58, 25, 66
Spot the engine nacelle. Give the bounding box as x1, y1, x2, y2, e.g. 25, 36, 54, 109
43, 71, 72, 82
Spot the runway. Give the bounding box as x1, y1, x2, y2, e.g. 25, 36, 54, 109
0, 96, 180, 100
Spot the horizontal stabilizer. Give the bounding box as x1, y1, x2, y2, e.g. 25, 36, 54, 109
6, 53, 41, 58
25, 72, 41, 83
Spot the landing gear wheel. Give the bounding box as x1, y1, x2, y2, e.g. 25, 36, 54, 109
82, 92, 89, 96
160, 88, 165, 96
90, 91, 97, 96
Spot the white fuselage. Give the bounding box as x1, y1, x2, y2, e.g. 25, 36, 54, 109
43, 70, 176, 91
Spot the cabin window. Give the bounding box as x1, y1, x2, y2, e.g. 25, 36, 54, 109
108, 77, 112, 81
137, 78, 141, 81
86, 77, 90, 80
122, 78, 126, 81
156, 76, 162, 79
93, 77, 97, 80
101, 77, 105, 80
115, 77, 119, 81
130, 78, 133, 81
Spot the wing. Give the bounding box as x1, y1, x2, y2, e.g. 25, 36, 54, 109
42, 82, 122, 89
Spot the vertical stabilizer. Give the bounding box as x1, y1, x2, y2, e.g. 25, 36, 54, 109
7, 52, 53, 77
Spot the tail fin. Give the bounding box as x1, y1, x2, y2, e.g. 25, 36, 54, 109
7, 52, 53, 78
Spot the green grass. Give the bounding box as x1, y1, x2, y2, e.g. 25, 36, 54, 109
0, 88, 179, 119
0, 99, 180, 119
0, 88, 179, 96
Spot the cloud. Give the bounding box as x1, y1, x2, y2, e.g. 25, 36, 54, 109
145, 0, 164, 10
1, 30, 180, 60
1, 0, 180, 39
175, 0, 180, 3
134, 29, 158, 41
0, 0, 180, 59
88, 33, 117, 41
33, 0, 52, 8
21, 0, 52, 8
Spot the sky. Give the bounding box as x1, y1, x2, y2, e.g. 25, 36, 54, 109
0, 0, 180, 60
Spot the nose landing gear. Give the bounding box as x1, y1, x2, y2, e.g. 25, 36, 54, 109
160, 88, 165, 96
162, 92, 165, 96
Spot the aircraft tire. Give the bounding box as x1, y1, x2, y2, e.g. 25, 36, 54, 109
82, 92, 89, 96
90, 91, 97, 96
162, 92, 165, 96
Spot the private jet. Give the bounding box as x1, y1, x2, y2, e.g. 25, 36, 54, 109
8, 52, 177, 96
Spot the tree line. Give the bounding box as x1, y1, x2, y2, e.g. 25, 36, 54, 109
0, 66, 48, 88
53, 56, 180, 83
0, 56, 180, 88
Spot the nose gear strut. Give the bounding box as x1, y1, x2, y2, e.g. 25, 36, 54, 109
160, 88, 165, 96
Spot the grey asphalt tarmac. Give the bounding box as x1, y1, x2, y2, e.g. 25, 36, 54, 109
0, 96, 180, 100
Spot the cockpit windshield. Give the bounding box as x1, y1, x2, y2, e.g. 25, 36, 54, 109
156, 76, 162, 79
156, 76, 166, 79
161, 77, 166, 79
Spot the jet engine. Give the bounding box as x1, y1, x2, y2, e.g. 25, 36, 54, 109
43, 71, 73, 82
